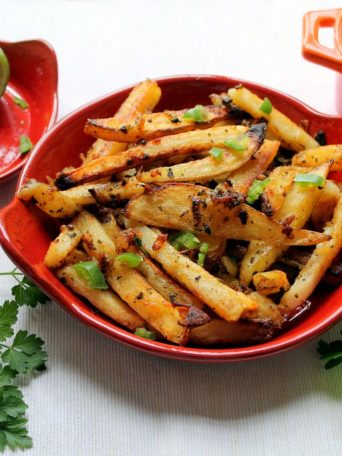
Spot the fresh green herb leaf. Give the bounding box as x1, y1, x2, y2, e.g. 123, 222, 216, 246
73, 261, 108, 289
11, 276, 49, 308
183, 104, 208, 123
19, 136, 33, 155
0, 416, 32, 451
169, 231, 201, 250
0, 367, 16, 388
116, 252, 143, 268
246, 177, 270, 204
0, 302, 18, 342
0, 387, 27, 422
294, 173, 326, 187
197, 242, 209, 267
1, 330, 48, 374
259, 97, 272, 115
318, 335, 342, 369
133, 236, 142, 247
134, 327, 156, 340
210, 147, 224, 161
223, 136, 248, 151
13, 96, 28, 110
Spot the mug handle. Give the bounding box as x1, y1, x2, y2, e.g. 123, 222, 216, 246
302, 9, 342, 72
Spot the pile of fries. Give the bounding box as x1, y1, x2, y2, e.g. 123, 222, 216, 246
18, 80, 342, 346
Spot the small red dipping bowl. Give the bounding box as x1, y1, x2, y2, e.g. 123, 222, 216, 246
0, 75, 341, 362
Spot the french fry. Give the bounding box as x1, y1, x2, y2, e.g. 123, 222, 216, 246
136, 125, 266, 183
83, 80, 162, 163
252, 270, 290, 295
261, 166, 296, 215
57, 265, 145, 331
84, 105, 229, 143
54, 124, 261, 188
189, 319, 275, 345
279, 194, 342, 314
239, 162, 331, 284
137, 255, 205, 309
73, 211, 190, 344
292, 145, 342, 171
44, 224, 82, 268
228, 86, 319, 151
125, 183, 329, 246
133, 225, 266, 322
311, 180, 341, 230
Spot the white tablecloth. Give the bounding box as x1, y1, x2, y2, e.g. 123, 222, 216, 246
1, 1, 341, 455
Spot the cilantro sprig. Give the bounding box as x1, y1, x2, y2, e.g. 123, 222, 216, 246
318, 333, 342, 369
0, 268, 49, 452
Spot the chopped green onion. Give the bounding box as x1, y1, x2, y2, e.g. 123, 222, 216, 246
116, 252, 143, 267
183, 104, 208, 123
224, 136, 248, 151
169, 231, 201, 250
246, 177, 270, 204
134, 327, 156, 340
13, 96, 28, 109
73, 261, 108, 289
259, 97, 272, 115
197, 242, 209, 267
19, 135, 33, 154
210, 147, 224, 161
294, 173, 326, 187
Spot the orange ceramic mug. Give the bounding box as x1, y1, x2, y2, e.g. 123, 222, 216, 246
302, 8, 342, 113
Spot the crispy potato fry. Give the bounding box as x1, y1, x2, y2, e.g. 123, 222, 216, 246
58, 265, 145, 331
137, 255, 204, 309
189, 319, 274, 345
279, 194, 342, 314
73, 211, 190, 344
64, 248, 89, 266
54, 125, 258, 188
292, 145, 342, 171
83, 80, 161, 163
18, 180, 82, 218
239, 163, 331, 284
261, 166, 296, 215
252, 270, 290, 295
228, 86, 319, 151
311, 180, 341, 230
125, 183, 329, 246
44, 224, 82, 268
136, 125, 265, 183
85, 105, 229, 143
134, 225, 267, 322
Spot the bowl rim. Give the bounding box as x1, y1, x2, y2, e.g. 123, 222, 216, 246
0, 39, 59, 183
1, 73, 342, 362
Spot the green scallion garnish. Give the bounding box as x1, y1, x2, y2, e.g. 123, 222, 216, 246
169, 231, 201, 250
116, 252, 143, 268
294, 173, 326, 187
134, 327, 156, 340
183, 104, 208, 123
210, 147, 224, 161
19, 135, 33, 154
246, 177, 270, 204
73, 261, 108, 289
259, 97, 272, 115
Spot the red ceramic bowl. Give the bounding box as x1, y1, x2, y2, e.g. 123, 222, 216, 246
0, 75, 341, 362
0, 39, 58, 182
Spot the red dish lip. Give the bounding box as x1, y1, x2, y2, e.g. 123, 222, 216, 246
0, 39, 58, 182
1, 74, 341, 362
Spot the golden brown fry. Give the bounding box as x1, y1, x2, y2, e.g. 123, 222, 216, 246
85, 105, 229, 143
311, 180, 341, 230
57, 266, 145, 331
252, 270, 290, 295
125, 183, 329, 246
134, 225, 266, 322
73, 211, 190, 344
83, 80, 162, 163
189, 319, 274, 346
262, 166, 296, 215
239, 162, 331, 284
54, 124, 259, 188
228, 86, 319, 151
44, 224, 82, 268
292, 145, 342, 171
279, 194, 342, 314
137, 126, 265, 183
